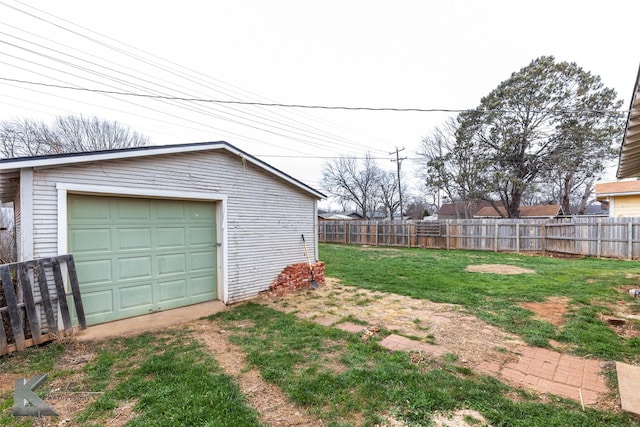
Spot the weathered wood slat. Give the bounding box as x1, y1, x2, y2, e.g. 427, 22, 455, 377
64, 255, 86, 330
1, 254, 86, 355
51, 259, 72, 332
0, 308, 7, 355
1, 265, 25, 351
36, 259, 58, 335
17, 263, 43, 345
3, 334, 52, 356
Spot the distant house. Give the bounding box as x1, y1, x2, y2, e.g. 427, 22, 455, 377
595, 181, 640, 217
318, 211, 363, 221
582, 201, 609, 216
437, 201, 498, 220
474, 204, 563, 219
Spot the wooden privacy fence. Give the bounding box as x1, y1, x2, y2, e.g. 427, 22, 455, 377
0, 254, 86, 356
318, 217, 640, 260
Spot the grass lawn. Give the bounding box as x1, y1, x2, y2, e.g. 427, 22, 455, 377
1, 243, 640, 426
320, 244, 640, 362
0, 332, 261, 427
214, 303, 639, 426
2, 306, 638, 427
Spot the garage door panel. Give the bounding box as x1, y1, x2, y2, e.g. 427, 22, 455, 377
156, 201, 186, 220
190, 275, 216, 299
118, 256, 152, 280
82, 290, 114, 316
75, 259, 112, 284
117, 228, 152, 250
157, 279, 187, 303
69, 198, 111, 221
189, 226, 216, 245
70, 229, 111, 252
157, 228, 186, 248
69, 194, 217, 325
119, 284, 153, 310
116, 199, 151, 220
191, 251, 216, 271
158, 253, 186, 275
189, 203, 216, 220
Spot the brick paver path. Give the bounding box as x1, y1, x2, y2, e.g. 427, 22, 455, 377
477, 346, 608, 404
378, 333, 608, 405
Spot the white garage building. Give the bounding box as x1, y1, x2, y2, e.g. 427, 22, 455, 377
0, 141, 324, 325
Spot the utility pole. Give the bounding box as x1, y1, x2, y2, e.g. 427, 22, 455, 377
390, 147, 406, 220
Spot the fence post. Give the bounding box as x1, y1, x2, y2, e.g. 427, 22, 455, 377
516, 223, 520, 254
343, 222, 348, 244
541, 223, 546, 256
596, 221, 602, 258
628, 222, 633, 260
446, 221, 450, 250
406, 222, 410, 247
494, 220, 499, 252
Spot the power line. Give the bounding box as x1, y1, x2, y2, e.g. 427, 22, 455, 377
0, 1, 391, 155
0, 77, 630, 116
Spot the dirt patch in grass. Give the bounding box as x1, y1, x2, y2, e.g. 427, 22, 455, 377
256, 278, 628, 412
519, 297, 570, 327
466, 264, 536, 275
191, 319, 323, 427
258, 278, 525, 369
432, 409, 490, 427
36, 341, 109, 427
0, 373, 23, 394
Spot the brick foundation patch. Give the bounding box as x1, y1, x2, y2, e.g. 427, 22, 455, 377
269, 262, 325, 296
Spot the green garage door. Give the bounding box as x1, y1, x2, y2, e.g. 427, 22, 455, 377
68, 194, 217, 325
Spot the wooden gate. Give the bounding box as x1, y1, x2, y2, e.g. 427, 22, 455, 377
0, 254, 86, 355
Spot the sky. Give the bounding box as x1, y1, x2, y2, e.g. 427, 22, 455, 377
1, 0, 638, 209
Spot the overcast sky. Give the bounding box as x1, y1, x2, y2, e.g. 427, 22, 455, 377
1, 0, 638, 206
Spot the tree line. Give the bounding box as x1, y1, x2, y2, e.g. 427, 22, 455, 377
321, 56, 624, 218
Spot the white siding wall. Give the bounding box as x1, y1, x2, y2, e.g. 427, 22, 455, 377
30, 150, 318, 303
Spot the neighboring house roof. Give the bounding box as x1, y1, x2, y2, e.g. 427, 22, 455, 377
617, 64, 640, 179
437, 201, 500, 218
474, 204, 563, 218
318, 213, 354, 220
595, 180, 640, 198
0, 141, 326, 202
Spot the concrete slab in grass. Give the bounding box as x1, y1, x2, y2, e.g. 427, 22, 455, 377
617, 362, 640, 415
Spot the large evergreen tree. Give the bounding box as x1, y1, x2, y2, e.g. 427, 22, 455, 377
425, 56, 623, 217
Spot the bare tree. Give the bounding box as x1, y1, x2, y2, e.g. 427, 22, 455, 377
0, 118, 59, 158
0, 115, 150, 159
403, 194, 435, 220
417, 118, 488, 218
379, 171, 404, 219
320, 153, 383, 219
53, 115, 149, 152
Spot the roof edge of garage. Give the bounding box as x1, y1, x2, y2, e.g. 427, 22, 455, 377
0, 140, 326, 199
617, 63, 640, 179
